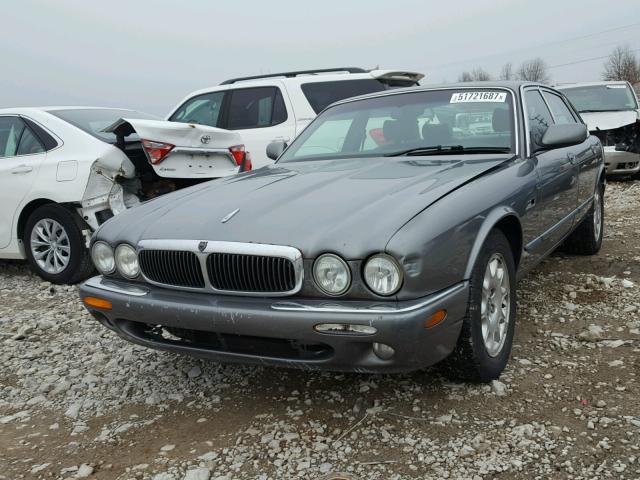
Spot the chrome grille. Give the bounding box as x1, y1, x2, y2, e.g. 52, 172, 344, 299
136, 240, 303, 296
207, 253, 296, 293
138, 250, 205, 288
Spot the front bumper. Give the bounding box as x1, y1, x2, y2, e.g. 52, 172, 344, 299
79, 276, 468, 373
604, 147, 640, 175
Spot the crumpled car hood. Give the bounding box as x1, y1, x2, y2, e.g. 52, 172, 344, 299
97, 155, 512, 259
580, 110, 639, 131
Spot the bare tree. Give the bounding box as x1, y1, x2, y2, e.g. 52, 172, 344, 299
499, 62, 514, 81
458, 67, 492, 82
458, 71, 474, 82
517, 58, 551, 84
602, 45, 640, 84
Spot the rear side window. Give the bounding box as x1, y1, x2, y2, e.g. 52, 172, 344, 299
301, 79, 387, 113
225, 87, 287, 130
0, 117, 25, 157
17, 126, 45, 155
23, 118, 58, 151
170, 91, 225, 127
543, 92, 578, 125
525, 90, 554, 150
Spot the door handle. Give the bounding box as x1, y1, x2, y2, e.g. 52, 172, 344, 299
11, 165, 33, 174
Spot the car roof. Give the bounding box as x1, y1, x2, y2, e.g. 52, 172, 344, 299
555, 80, 630, 89
181, 70, 424, 97
326, 81, 547, 108
0, 106, 140, 115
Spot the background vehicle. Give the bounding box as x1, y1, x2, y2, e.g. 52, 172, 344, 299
166, 67, 424, 169
0, 107, 248, 283
80, 82, 605, 381
557, 81, 640, 176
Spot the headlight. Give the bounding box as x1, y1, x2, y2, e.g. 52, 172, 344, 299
91, 241, 115, 274
363, 254, 403, 296
114, 244, 140, 278
313, 254, 351, 295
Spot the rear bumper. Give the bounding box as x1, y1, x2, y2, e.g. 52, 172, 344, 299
79, 276, 469, 373
604, 148, 640, 175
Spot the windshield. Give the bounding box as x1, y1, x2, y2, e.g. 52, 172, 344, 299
49, 108, 159, 142
278, 89, 516, 162
561, 84, 638, 112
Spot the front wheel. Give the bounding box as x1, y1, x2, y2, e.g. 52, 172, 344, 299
445, 230, 517, 382
23, 204, 94, 284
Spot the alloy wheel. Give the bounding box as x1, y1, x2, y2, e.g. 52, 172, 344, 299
30, 218, 71, 274
480, 253, 511, 357
593, 189, 602, 241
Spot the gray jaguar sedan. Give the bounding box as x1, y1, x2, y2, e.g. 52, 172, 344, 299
80, 82, 605, 382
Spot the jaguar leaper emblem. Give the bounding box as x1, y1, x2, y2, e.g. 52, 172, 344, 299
198, 241, 208, 252
200, 135, 211, 144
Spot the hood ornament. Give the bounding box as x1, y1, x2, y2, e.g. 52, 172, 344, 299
198, 241, 208, 252
221, 208, 240, 223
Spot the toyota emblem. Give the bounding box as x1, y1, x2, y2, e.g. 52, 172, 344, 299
200, 135, 211, 144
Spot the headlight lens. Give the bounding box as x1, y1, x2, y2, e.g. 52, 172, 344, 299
364, 254, 403, 296
91, 241, 115, 274
114, 244, 140, 278
313, 254, 351, 295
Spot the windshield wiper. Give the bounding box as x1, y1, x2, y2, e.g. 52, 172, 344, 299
385, 145, 512, 157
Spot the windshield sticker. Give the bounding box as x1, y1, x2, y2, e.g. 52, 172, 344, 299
450, 91, 507, 103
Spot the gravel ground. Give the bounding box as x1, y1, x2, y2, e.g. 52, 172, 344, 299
1, 181, 640, 480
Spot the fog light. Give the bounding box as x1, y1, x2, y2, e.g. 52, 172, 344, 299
373, 342, 395, 360
314, 323, 376, 335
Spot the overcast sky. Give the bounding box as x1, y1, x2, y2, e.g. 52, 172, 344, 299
1, 0, 639, 115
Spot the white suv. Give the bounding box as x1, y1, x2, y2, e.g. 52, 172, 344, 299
166, 68, 424, 169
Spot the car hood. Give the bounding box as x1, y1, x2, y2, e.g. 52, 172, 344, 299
580, 110, 639, 131
98, 155, 512, 258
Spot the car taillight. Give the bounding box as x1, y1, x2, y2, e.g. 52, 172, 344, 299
142, 139, 174, 165
229, 144, 252, 172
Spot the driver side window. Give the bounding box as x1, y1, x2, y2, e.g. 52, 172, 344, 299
524, 90, 554, 151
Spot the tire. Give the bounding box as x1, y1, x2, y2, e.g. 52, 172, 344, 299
23, 204, 94, 284
444, 230, 517, 383
562, 184, 604, 255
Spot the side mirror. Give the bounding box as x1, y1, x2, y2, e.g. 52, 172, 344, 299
266, 141, 287, 161
541, 124, 588, 148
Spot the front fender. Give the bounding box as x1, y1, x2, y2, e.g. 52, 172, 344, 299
462, 206, 521, 279
386, 158, 534, 301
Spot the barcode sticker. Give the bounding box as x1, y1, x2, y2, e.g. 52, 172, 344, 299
450, 91, 507, 103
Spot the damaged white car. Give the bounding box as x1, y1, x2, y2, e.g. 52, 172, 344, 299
558, 81, 640, 176
0, 107, 249, 283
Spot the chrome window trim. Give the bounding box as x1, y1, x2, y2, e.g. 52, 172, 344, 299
271, 282, 467, 314
137, 239, 304, 297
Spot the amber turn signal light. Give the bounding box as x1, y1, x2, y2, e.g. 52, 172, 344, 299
425, 309, 447, 328
83, 296, 113, 310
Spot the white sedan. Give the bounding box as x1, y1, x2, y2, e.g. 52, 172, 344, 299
0, 107, 249, 283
